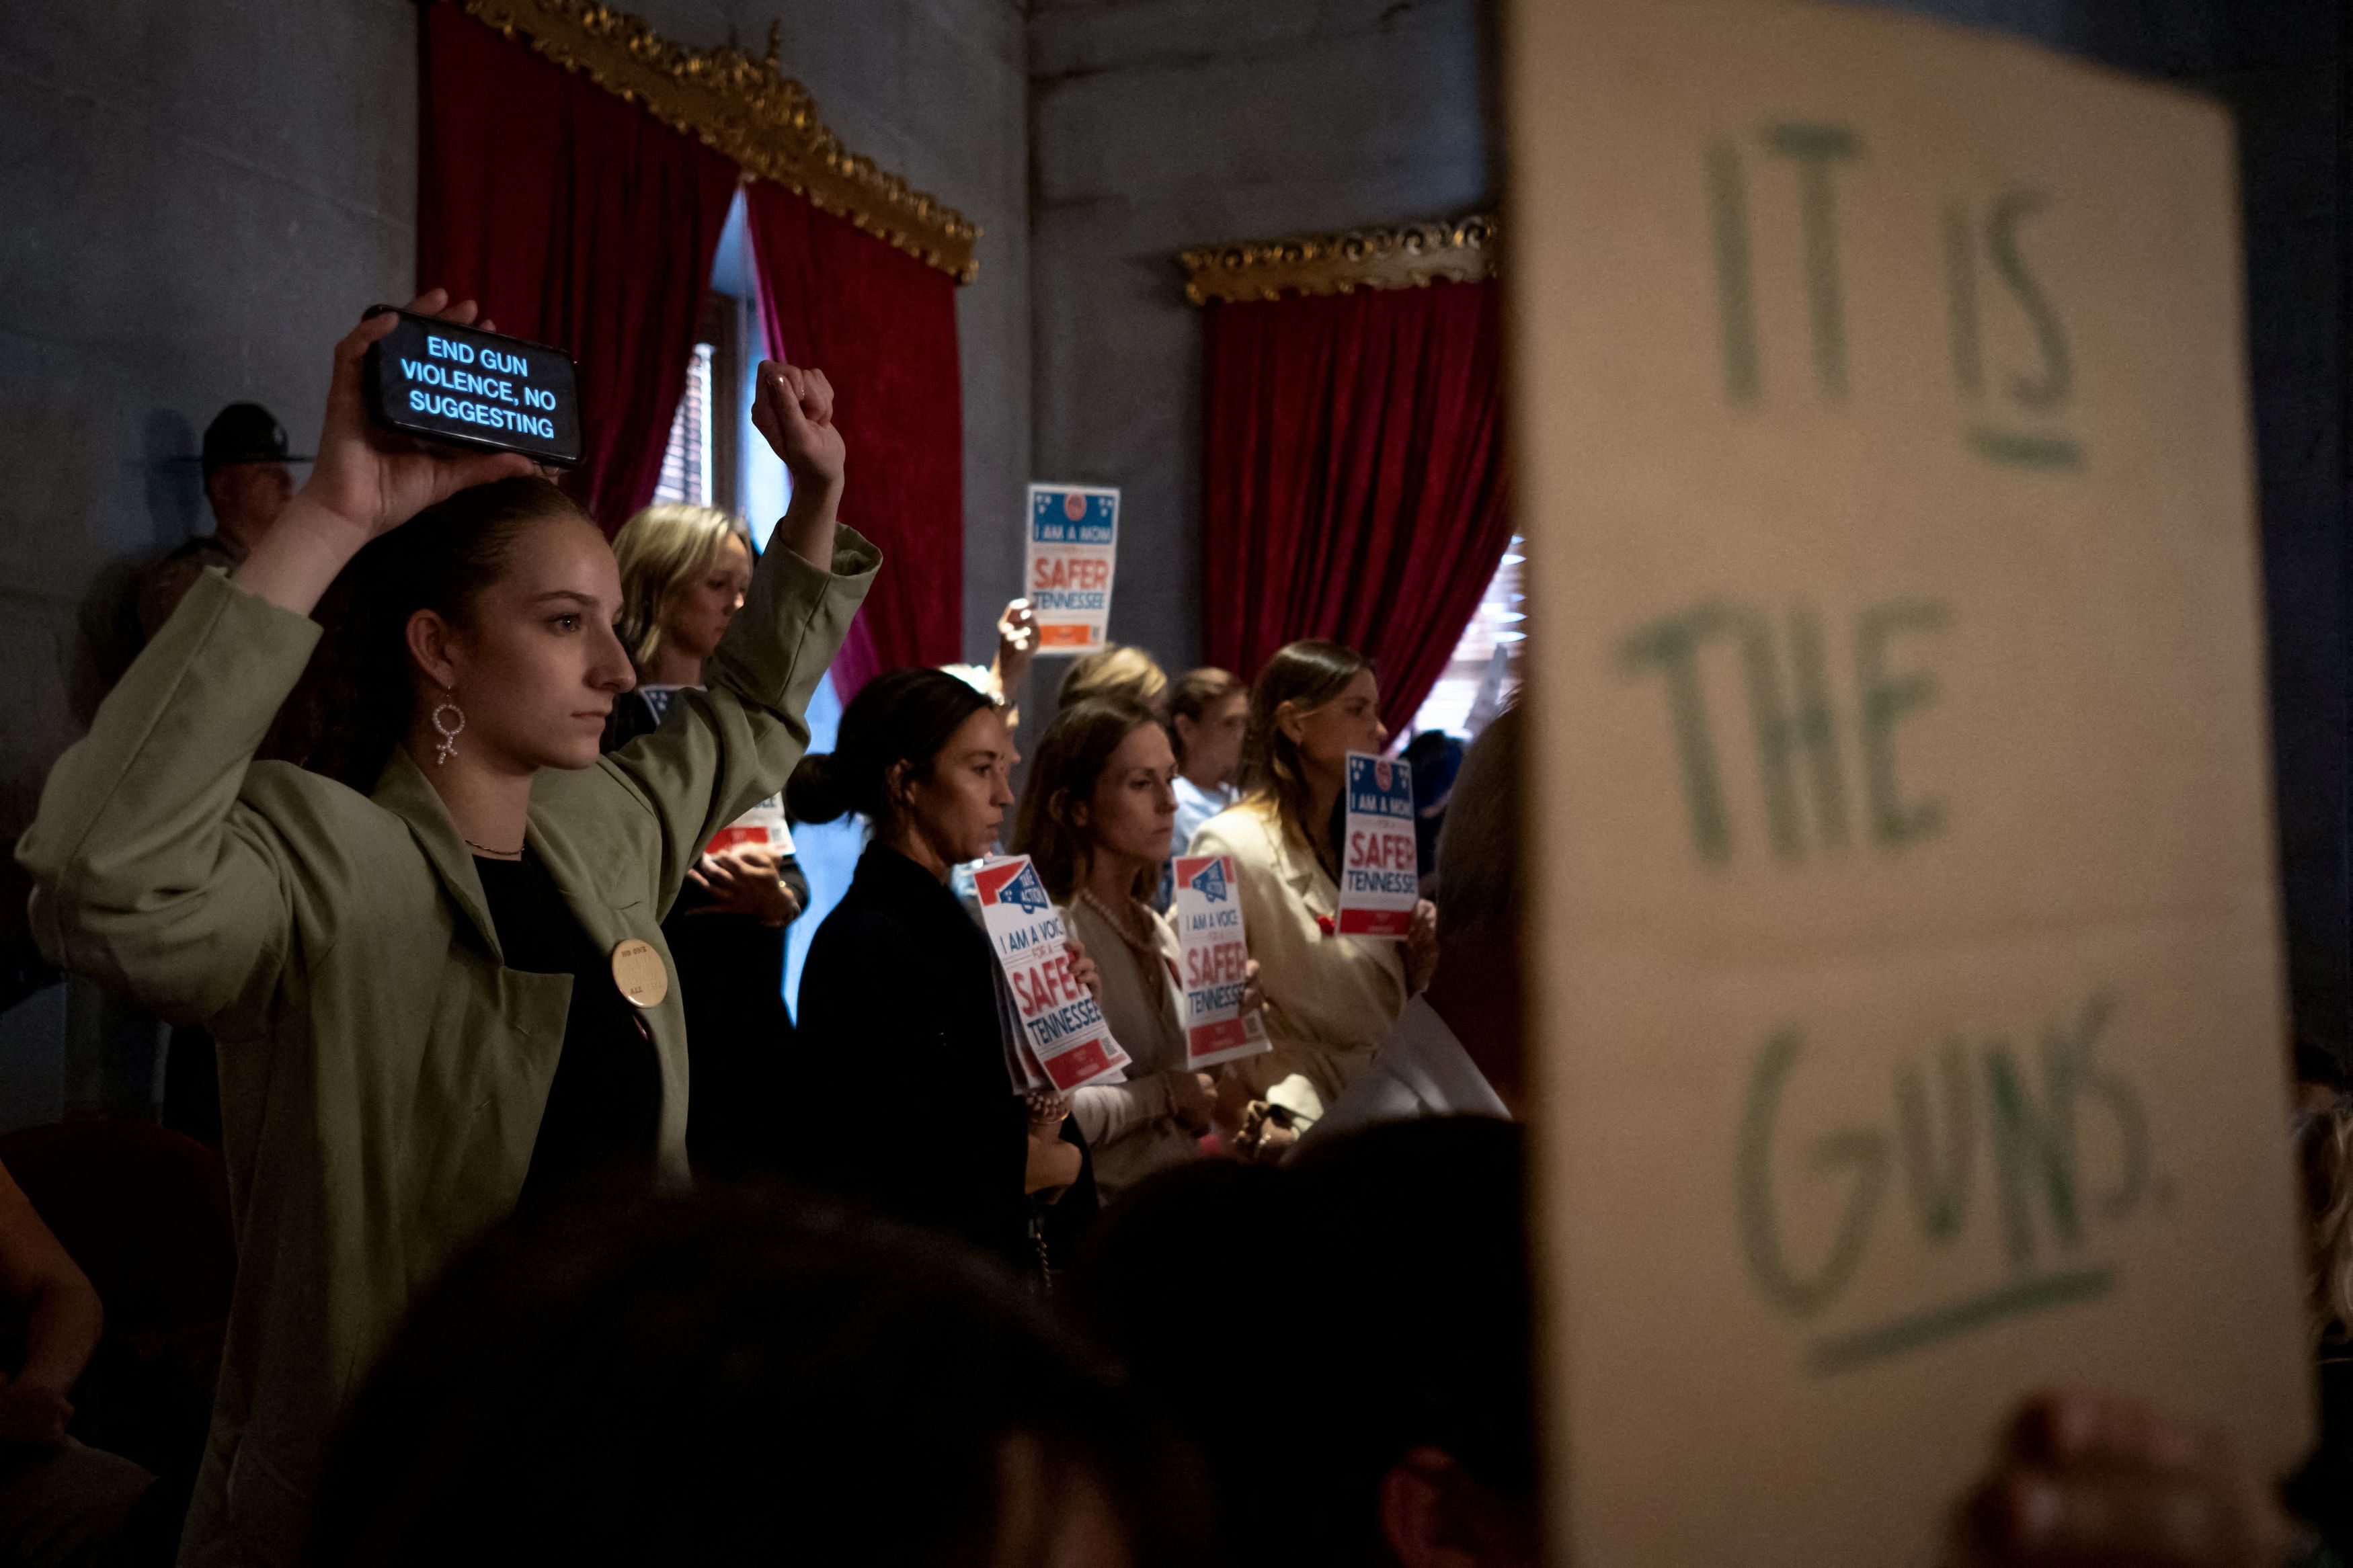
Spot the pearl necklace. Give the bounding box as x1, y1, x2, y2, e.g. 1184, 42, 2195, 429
1078, 889, 1159, 958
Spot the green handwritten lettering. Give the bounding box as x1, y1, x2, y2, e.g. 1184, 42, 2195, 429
1708, 141, 1761, 404
1895, 1040, 1976, 1241
1620, 604, 1739, 864
1855, 599, 1950, 848
1986, 190, 2070, 411
1765, 122, 1863, 401
1985, 1038, 2083, 1269
1738, 1029, 1892, 1317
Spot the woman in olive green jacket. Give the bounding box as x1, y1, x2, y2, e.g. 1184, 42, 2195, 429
15, 293, 875, 1568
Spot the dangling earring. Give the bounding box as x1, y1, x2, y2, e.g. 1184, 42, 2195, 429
430, 693, 465, 766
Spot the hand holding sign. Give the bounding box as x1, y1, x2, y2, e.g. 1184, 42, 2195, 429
994, 598, 1040, 696
684, 843, 797, 925
1064, 932, 1105, 1007
1403, 899, 1439, 991
1952, 1391, 2299, 1568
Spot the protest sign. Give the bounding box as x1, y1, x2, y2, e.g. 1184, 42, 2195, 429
1171, 854, 1274, 1069
1335, 753, 1417, 938
973, 856, 1131, 1093
704, 794, 793, 858
1025, 483, 1119, 650
1508, 1, 2313, 1559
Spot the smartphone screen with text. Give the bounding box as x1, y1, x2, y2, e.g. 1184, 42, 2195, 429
362, 310, 582, 467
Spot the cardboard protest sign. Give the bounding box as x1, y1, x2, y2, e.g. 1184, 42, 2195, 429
1025, 483, 1119, 650
1336, 753, 1417, 938
1505, 0, 2312, 1560
973, 856, 1132, 1093
1171, 854, 1274, 1069
705, 794, 794, 858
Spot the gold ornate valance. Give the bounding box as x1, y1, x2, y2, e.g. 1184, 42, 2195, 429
1180, 213, 1496, 306
462, 0, 982, 282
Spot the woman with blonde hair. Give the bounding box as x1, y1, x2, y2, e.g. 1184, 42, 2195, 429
612, 503, 757, 686
602, 503, 809, 1175
1189, 641, 1436, 1114
1056, 643, 1168, 714
1013, 696, 1263, 1201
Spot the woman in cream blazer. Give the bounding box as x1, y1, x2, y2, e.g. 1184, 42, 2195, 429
1189, 642, 1436, 1110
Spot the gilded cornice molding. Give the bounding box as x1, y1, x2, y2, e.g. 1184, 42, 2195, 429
461, 0, 982, 282
1180, 213, 1496, 306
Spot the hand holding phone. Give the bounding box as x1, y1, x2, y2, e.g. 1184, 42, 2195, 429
233, 291, 539, 618
362, 308, 583, 468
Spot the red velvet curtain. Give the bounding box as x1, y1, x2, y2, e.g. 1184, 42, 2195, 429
416, 6, 740, 532
1199, 278, 1509, 731
746, 185, 965, 696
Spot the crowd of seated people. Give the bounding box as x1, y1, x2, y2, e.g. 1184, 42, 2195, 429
3, 292, 2348, 1568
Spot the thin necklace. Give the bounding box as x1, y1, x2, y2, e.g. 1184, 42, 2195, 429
465, 837, 524, 859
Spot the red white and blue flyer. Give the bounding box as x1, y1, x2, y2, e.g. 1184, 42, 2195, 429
1337, 751, 1418, 938
973, 855, 1131, 1092
1025, 483, 1119, 651
1171, 854, 1273, 1069
704, 793, 794, 857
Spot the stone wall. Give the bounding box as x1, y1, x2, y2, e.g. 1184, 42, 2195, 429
0, 0, 425, 1120
1025, 0, 1493, 679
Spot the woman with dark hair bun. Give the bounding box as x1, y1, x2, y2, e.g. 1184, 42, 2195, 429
16, 291, 873, 1567
789, 669, 1099, 1277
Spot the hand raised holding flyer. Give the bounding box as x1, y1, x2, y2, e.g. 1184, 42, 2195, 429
1171, 854, 1274, 1069
974, 855, 1132, 1093
1337, 753, 1418, 938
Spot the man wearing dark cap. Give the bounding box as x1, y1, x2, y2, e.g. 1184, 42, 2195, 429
132, 405, 304, 1151
134, 402, 305, 641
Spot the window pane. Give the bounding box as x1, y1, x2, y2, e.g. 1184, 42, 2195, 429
652, 343, 717, 507
1404, 534, 1525, 740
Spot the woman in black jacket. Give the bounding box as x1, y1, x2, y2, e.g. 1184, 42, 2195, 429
788, 668, 1097, 1278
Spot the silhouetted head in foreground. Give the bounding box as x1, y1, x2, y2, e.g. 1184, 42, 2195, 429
307, 1182, 1212, 1568
1075, 1118, 1538, 1568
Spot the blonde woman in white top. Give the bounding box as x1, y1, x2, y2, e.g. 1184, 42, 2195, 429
1012, 694, 1262, 1200
1189, 641, 1437, 1109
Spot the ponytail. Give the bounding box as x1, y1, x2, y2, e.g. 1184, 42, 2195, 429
787, 668, 992, 829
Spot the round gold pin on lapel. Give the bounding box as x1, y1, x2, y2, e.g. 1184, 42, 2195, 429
609, 938, 668, 1009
